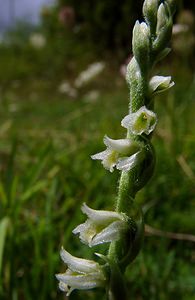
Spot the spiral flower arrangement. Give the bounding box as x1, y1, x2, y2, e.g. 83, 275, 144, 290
56, 1, 176, 299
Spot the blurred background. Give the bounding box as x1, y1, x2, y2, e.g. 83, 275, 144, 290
0, 0, 195, 299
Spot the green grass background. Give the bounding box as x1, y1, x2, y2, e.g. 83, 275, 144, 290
0, 26, 195, 300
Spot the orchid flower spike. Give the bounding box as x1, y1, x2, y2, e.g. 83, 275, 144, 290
73, 203, 129, 247
91, 135, 141, 172
121, 106, 157, 135
56, 248, 106, 296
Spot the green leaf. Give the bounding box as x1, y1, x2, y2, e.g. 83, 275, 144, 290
21, 180, 48, 203
0, 217, 10, 275
0, 182, 8, 207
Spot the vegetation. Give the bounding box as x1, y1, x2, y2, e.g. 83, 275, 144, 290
0, 1, 195, 299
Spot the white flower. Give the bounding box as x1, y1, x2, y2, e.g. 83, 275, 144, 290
85, 90, 100, 102
56, 248, 106, 296
29, 33, 46, 49
74, 62, 105, 88
91, 135, 140, 172
58, 81, 77, 98
172, 24, 189, 35
121, 106, 157, 135
73, 203, 128, 247
149, 75, 174, 94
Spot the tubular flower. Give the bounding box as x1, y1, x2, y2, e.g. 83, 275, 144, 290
91, 135, 140, 172
73, 203, 129, 247
121, 106, 157, 135
56, 248, 106, 296
149, 75, 174, 94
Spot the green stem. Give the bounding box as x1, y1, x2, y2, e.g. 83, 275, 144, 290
107, 170, 136, 299
107, 259, 129, 300
116, 171, 136, 212
106, 1, 176, 299
108, 167, 136, 254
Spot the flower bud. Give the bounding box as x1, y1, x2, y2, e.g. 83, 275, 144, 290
143, 0, 158, 31
149, 75, 174, 94
166, 0, 177, 15
156, 3, 168, 34
132, 21, 150, 71
153, 3, 172, 53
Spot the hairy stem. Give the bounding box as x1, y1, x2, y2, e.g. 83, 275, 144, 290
107, 0, 176, 299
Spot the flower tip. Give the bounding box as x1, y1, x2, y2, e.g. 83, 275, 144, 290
103, 134, 110, 146
95, 252, 109, 263
81, 202, 93, 216
55, 273, 60, 280
81, 202, 87, 211
60, 246, 65, 257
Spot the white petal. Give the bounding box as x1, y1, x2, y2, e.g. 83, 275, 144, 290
121, 114, 132, 129
73, 220, 96, 245
58, 281, 69, 293
91, 220, 127, 246
103, 136, 132, 154
91, 149, 111, 161
116, 152, 141, 172
58, 281, 75, 297
56, 275, 104, 296
60, 248, 99, 274
81, 203, 124, 223
56, 273, 104, 288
